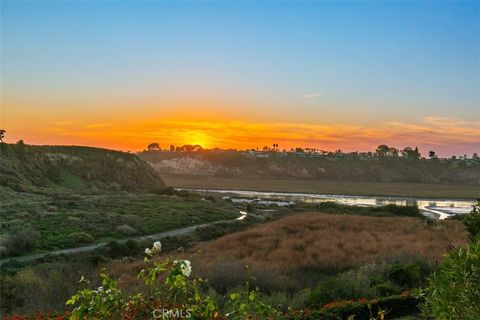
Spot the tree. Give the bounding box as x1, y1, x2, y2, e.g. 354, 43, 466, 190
388, 147, 398, 157
473, 153, 479, 160
147, 143, 160, 152
402, 146, 420, 160
0, 129, 5, 143
375, 144, 390, 157
428, 150, 437, 159
414, 147, 421, 159
15, 140, 26, 160
463, 199, 480, 242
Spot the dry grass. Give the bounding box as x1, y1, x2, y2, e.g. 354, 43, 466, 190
189, 213, 468, 274
107, 213, 468, 293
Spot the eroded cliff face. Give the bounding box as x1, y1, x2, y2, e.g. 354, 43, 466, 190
140, 151, 480, 185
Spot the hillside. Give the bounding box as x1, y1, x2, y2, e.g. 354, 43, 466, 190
139, 150, 480, 185
0, 143, 238, 259
0, 143, 165, 192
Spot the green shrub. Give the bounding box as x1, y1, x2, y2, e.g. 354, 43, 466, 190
246, 203, 257, 213
306, 260, 430, 308
150, 186, 190, 197
463, 199, 480, 241
99, 240, 141, 258
288, 293, 419, 320
380, 204, 423, 218
302, 202, 424, 219
6, 228, 41, 256
67, 232, 94, 244
374, 281, 401, 297
0, 273, 24, 313
386, 261, 431, 289
420, 240, 480, 319
66, 241, 281, 320
306, 272, 375, 307
115, 224, 139, 236
124, 239, 141, 256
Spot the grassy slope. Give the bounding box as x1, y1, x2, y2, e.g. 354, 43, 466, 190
0, 187, 238, 255
162, 174, 480, 199
0, 143, 165, 192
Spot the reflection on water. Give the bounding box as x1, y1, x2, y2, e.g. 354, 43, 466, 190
191, 188, 476, 220
236, 210, 248, 220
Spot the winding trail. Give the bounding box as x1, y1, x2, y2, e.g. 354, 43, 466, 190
1, 210, 248, 266
1, 223, 209, 266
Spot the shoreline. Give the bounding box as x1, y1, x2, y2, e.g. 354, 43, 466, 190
161, 174, 480, 200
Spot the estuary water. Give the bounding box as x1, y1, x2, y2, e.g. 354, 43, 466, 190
185, 188, 476, 219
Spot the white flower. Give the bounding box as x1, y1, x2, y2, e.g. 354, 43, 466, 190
153, 241, 162, 252
145, 248, 152, 256
179, 260, 192, 277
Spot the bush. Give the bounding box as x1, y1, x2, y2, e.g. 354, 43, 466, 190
288, 293, 419, 320
5, 228, 41, 256
306, 275, 373, 307
115, 224, 139, 236
302, 202, 424, 219
150, 186, 190, 197
306, 260, 431, 308
0, 273, 24, 313
420, 240, 480, 319
463, 199, 480, 241
99, 240, 141, 258
195, 220, 251, 242
65, 242, 281, 320
380, 204, 423, 218
386, 261, 431, 289
67, 232, 94, 244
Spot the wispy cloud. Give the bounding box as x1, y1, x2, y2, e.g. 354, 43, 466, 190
303, 92, 322, 99
85, 122, 113, 129
55, 121, 76, 126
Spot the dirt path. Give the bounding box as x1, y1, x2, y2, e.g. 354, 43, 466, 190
0, 223, 209, 266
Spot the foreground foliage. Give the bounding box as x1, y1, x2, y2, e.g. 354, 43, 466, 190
463, 199, 480, 241
64, 241, 280, 320
419, 240, 480, 319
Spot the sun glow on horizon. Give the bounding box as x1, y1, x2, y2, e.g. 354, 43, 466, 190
2, 116, 479, 157
184, 131, 211, 149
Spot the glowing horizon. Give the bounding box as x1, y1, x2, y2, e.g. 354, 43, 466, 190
2, 115, 479, 157
1, 2, 479, 157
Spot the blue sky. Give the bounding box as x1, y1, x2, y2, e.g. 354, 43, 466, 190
1, 1, 479, 154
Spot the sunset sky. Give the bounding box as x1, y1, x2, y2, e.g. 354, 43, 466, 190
1, 1, 479, 157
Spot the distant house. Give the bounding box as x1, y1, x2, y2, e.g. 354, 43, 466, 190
147, 143, 160, 152
175, 144, 203, 152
